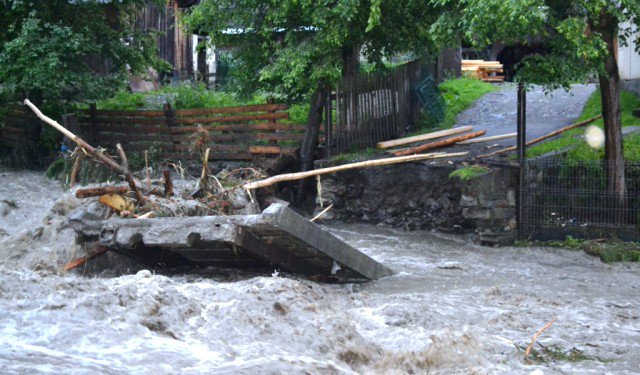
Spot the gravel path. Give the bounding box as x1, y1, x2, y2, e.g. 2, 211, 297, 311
454, 83, 597, 145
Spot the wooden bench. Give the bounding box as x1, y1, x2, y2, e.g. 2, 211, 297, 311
78, 102, 306, 160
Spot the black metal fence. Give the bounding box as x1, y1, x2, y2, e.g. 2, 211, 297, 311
521, 158, 640, 241
326, 59, 433, 155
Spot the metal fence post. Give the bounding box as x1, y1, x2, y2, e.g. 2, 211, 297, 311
517, 82, 527, 239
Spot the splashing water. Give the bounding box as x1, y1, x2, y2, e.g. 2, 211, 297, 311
1, 170, 639, 374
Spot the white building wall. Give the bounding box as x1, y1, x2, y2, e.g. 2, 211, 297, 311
618, 22, 640, 80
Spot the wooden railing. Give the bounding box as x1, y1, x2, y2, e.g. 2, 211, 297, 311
77, 102, 305, 160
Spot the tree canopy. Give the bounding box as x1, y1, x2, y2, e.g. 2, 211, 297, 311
0, 0, 169, 104
432, 0, 640, 195
431, 0, 639, 89
184, 0, 440, 100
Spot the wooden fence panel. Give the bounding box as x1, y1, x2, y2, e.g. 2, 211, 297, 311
76, 101, 303, 161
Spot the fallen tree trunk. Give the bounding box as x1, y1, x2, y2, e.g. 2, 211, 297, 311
477, 115, 603, 159
243, 152, 468, 190
377, 126, 473, 149
457, 132, 517, 145
393, 130, 486, 156
24, 99, 144, 203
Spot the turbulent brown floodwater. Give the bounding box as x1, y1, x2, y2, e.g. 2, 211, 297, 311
1, 170, 639, 374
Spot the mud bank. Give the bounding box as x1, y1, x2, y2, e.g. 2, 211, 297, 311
1, 170, 639, 374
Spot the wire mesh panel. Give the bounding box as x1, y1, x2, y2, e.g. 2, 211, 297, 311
521, 158, 640, 240
415, 76, 446, 125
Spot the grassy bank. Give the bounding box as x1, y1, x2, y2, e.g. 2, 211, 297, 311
95, 84, 310, 124
516, 235, 640, 263
418, 77, 499, 131
527, 89, 640, 162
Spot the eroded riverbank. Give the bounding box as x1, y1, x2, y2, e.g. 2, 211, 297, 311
1, 170, 638, 374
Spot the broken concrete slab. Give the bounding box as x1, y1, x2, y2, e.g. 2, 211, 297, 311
71, 203, 394, 282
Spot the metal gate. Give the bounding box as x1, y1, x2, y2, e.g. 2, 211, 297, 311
520, 158, 640, 241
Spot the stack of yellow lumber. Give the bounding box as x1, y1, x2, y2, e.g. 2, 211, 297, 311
461, 60, 504, 82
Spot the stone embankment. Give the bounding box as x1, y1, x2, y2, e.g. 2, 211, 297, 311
314, 159, 518, 245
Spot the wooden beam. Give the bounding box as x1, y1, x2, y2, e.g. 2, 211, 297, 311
243, 152, 468, 190
377, 126, 473, 149
477, 115, 603, 159
393, 130, 486, 156
456, 132, 517, 144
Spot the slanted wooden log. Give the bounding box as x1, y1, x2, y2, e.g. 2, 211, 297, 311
243, 152, 468, 190
393, 130, 486, 156
24, 99, 144, 204
477, 115, 603, 159
457, 132, 517, 145
377, 126, 473, 149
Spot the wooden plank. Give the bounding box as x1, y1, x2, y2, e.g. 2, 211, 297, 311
93, 116, 166, 125
80, 109, 165, 117
169, 123, 307, 134
175, 112, 289, 125
393, 130, 485, 156
208, 152, 254, 160
2, 132, 22, 142
171, 132, 304, 143
98, 134, 172, 143
457, 132, 517, 144
377, 126, 473, 149
174, 103, 288, 116
94, 124, 165, 133
2, 126, 23, 135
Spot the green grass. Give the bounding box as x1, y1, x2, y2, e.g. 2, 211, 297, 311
449, 165, 491, 180
329, 147, 385, 165
95, 83, 310, 123
415, 77, 499, 131
521, 235, 640, 263
527, 90, 640, 161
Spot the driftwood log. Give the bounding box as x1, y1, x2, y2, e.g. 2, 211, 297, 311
377, 126, 473, 149
393, 130, 486, 156
477, 115, 603, 159
243, 152, 468, 190
24, 99, 144, 203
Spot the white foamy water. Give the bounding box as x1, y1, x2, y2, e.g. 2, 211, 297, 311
1, 170, 639, 374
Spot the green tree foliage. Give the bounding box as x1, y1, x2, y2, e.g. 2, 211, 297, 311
0, 0, 169, 104
432, 0, 640, 196
184, 0, 439, 100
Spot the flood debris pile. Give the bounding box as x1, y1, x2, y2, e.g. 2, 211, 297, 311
7, 100, 395, 282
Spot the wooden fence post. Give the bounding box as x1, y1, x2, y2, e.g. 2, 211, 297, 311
163, 102, 177, 153
266, 98, 278, 146
89, 103, 98, 144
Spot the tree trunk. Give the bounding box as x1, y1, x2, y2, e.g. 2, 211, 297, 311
597, 11, 626, 203
294, 87, 328, 204
341, 45, 360, 80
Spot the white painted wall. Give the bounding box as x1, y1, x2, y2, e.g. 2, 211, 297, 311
618, 22, 640, 80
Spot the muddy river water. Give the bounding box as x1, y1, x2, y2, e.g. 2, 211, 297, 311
1, 170, 639, 374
